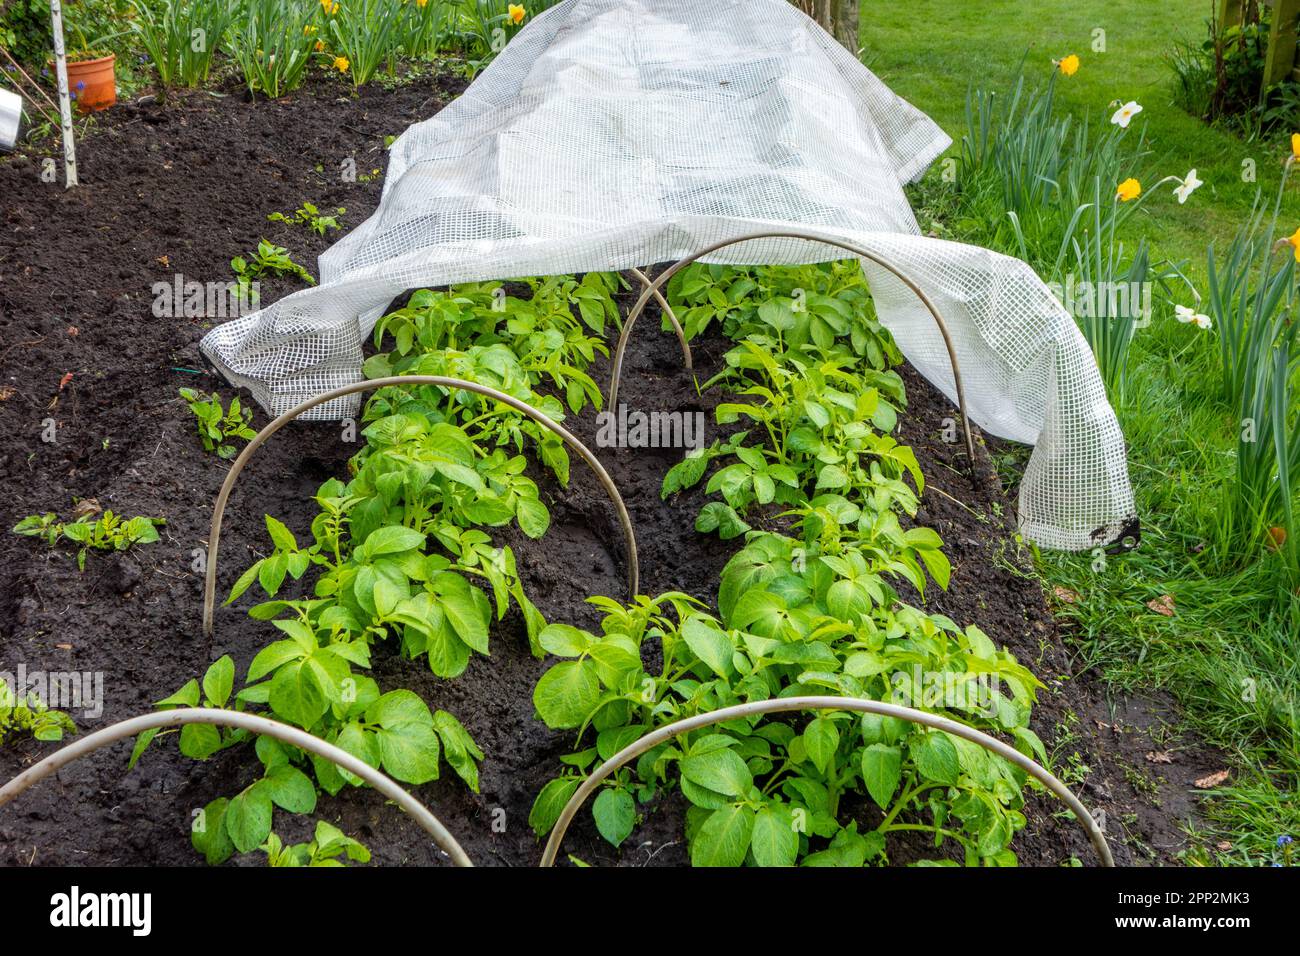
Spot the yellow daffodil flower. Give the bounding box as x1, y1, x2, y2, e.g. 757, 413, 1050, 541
509, 4, 526, 24
1057, 54, 1079, 77
1289, 227, 1300, 262
315, 40, 325, 53
334, 56, 350, 74
1116, 178, 1141, 202
1291, 133, 1300, 162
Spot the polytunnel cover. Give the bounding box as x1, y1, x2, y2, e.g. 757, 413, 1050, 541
200, 0, 1137, 551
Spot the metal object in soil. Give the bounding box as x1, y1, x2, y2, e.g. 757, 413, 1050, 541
0, 707, 473, 867
608, 230, 979, 467
539, 695, 1114, 867
202, 376, 638, 638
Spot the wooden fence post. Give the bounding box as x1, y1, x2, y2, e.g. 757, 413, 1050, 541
1264, 0, 1300, 87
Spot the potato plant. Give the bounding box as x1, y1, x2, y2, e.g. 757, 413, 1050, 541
0, 678, 76, 745
668, 259, 901, 371
13, 510, 164, 571
529, 262, 1043, 865
133, 273, 625, 865
530, 544, 1044, 866
179, 387, 257, 459
260, 821, 371, 867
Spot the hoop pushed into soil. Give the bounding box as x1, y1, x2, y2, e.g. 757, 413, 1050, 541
0, 73, 1218, 867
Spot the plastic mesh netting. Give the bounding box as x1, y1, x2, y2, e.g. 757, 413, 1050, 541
200, 0, 1135, 551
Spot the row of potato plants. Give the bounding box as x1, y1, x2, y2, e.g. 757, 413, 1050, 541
527, 261, 1049, 866
137, 258, 1049, 866
130, 273, 622, 864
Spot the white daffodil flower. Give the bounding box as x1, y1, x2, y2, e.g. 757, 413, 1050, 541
1175, 305, 1211, 329
1111, 100, 1143, 128
1174, 169, 1202, 204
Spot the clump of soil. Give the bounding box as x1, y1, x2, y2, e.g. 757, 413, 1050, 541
0, 73, 1215, 868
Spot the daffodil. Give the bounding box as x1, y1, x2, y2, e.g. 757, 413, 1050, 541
304, 24, 316, 35
333, 56, 350, 74
319, 0, 338, 14
1289, 227, 1300, 263
1116, 178, 1141, 202
1174, 169, 1202, 204
1175, 305, 1211, 329
417, 0, 428, 6
315, 40, 325, 53
1111, 100, 1142, 128
1292, 133, 1300, 162
508, 3, 526, 24
1056, 54, 1079, 77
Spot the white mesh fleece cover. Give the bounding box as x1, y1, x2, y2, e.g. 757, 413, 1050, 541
200, 0, 1135, 550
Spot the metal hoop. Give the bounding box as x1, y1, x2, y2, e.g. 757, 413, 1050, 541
609, 232, 978, 465
539, 695, 1113, 867
630, 266, 692, 372
203, 376, 638, 638
0, 708, 473, 866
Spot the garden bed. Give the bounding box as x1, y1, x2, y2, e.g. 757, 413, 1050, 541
0, 72, 1220, 867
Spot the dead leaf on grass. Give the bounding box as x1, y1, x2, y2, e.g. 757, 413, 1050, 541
1194, 769, 1230, 789
1145, 751, 1173, 764
1147, 593, 1176, 616
1053, 585, 1079, 604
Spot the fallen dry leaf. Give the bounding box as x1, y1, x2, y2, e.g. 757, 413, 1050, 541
1145, 751, 1173, 764
73, 498, 101, 517
0, 386, 14, 402
55, 643, 72, 651
1217, 841, 1233, 852
58, 372, 73, 391
156, 255, 170, 267
67, 326, 79, 337
1147, 593, 1176, 616
1053, 585, 1079, 604
1195, 769, 1230, 789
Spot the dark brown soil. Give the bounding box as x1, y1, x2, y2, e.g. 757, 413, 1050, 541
0, 72, 1216, 868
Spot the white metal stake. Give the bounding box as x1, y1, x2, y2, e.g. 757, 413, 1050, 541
48, 0, 77, 187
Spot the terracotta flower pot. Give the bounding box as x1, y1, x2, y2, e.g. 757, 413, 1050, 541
63, 54, 117, 113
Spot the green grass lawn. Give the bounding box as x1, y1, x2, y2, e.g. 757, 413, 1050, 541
863, 0, 1299, 269
862, 0, 1300, 863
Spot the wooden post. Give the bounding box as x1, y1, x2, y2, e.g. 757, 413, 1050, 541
788, 0, 859, 55
1219, 0, 1244, 29
1263, 0, 1300, 88
48, 0, 77, 187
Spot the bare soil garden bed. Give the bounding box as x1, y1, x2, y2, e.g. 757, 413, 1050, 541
0, 72, 1219, 867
